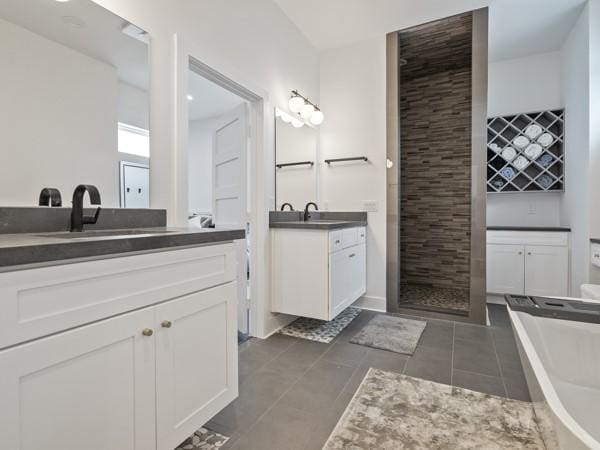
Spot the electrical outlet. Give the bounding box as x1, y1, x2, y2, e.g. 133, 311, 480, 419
363, 200, 378, 212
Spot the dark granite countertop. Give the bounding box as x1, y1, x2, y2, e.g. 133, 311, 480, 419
487, 226, 571, 232
270, 220, 366, 230
0, 227, 245, 270
591, 238, 600, 244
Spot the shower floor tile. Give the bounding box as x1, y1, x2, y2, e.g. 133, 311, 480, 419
400, 283, 470, 315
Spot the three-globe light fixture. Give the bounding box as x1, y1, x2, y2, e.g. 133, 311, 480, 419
286, 90, 324, 128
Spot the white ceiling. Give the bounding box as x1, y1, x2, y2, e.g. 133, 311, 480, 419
273, 0, 587, 61
0, 0, 148, 90
188, 70, 245, 121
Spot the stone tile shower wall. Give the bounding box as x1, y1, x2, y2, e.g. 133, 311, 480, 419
399, 13, 473, 293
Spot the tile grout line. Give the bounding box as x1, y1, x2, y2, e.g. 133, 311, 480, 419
449, 322, 456, 386
489, 326, 510, 398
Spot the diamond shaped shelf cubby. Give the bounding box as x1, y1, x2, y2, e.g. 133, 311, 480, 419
487, 109, 564, 193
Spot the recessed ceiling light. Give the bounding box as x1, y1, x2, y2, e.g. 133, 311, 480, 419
187, 95, 194, 101
55, 0, 71, 2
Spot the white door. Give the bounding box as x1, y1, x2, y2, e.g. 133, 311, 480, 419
0, 308, 156, 450
155, 283, 238, 450
211, 103, 249, 335
121, 162, 150, 208
487, 244, 525, 295
212, 103, 247, 227
524, 245, 569, 297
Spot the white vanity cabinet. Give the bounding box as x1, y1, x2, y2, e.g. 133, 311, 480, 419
272, 226, 367, 321
0, 244, 238, 450
487, 230, 569, 297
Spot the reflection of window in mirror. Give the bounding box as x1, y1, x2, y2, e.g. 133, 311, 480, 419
118, 123, 150, 158
275, 113, 318, 210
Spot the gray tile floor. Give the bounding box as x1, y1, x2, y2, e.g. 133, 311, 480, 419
206, 304, 529, 450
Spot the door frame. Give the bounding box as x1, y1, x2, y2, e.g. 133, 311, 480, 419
173, 34, 270, 338
119, 161, 150, 208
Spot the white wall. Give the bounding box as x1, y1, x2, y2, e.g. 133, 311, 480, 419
487, 193, 563, 227
488, 52, 563, 117
320, 37, 387, 308
93, 0, 320, 338
188, 118, 216, 215
118, 82, 149, 130
561, 4, 591, 295
487, 51, 564, 228
0, 17, 120, 207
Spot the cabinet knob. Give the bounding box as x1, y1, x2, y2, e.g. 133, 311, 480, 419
349, 253, 356, 258
142, 328, 154, 337
161, 320, 173, 328
335, 240, 340, 244
527, 252, 532, 256
518, 252, 523, 255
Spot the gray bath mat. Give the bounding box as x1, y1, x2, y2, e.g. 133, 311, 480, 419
324, 369, 543, 449
350, 314, 426, 354
175, 427, 229, 449
279, 307, 361, 343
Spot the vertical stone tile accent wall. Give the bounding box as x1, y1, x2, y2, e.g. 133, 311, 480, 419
399, 13, 473, 291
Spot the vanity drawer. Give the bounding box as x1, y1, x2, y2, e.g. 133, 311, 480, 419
329, 230, 345, 252
357, 227, 366, 244
0, 243, 236, 349
329, 228, 359, 253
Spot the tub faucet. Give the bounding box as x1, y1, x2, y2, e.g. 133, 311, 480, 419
70, 185, 101, 232
38, 188, 62, 207
280, 203, 294, 211
303, 202, 319, 221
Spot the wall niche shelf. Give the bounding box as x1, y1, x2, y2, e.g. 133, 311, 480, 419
487, 109, 564, 193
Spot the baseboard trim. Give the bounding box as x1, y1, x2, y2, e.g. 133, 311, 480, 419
352, 295, 386, 312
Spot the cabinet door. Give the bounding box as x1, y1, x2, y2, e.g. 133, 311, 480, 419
487, 244, 525, 295
0, 309, 156, 450
330, 244, 366, 319
155, 283, 238, 450
524, 245, 569, 297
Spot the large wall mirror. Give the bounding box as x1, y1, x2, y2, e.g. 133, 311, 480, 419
0, 0, 149, 208
274, 110, 318, 210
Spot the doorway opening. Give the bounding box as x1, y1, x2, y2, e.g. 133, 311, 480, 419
186, 59, 254, 341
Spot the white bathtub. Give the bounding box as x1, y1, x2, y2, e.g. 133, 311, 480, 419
508, 304, 600, 449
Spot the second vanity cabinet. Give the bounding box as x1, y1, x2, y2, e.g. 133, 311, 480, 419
272, 226, 367, 320
487, 230, 569, 297
0, 244, 238, 450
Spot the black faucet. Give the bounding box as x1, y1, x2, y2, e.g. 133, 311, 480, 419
303, 202, 318, 221
38, 188, 62, 207
70, 185, 102, 232
280, 203, 294, 211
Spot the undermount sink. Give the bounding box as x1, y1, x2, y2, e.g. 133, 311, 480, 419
37, 229, 174, 239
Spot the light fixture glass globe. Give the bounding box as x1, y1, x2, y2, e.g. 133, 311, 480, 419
288, 95, 304, 113
291, 118, 304, 128
310, 110, 324, 125
300, 103, 315, 120
280, 112, 293, 123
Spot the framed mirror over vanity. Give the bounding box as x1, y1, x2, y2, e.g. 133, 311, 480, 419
0, 0, 150, 209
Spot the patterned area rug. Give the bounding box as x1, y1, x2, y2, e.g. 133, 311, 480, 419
175, 427, 229, 449
278, 307, 362, 343
324, 369, 544, 449
350, 315, 426, 355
